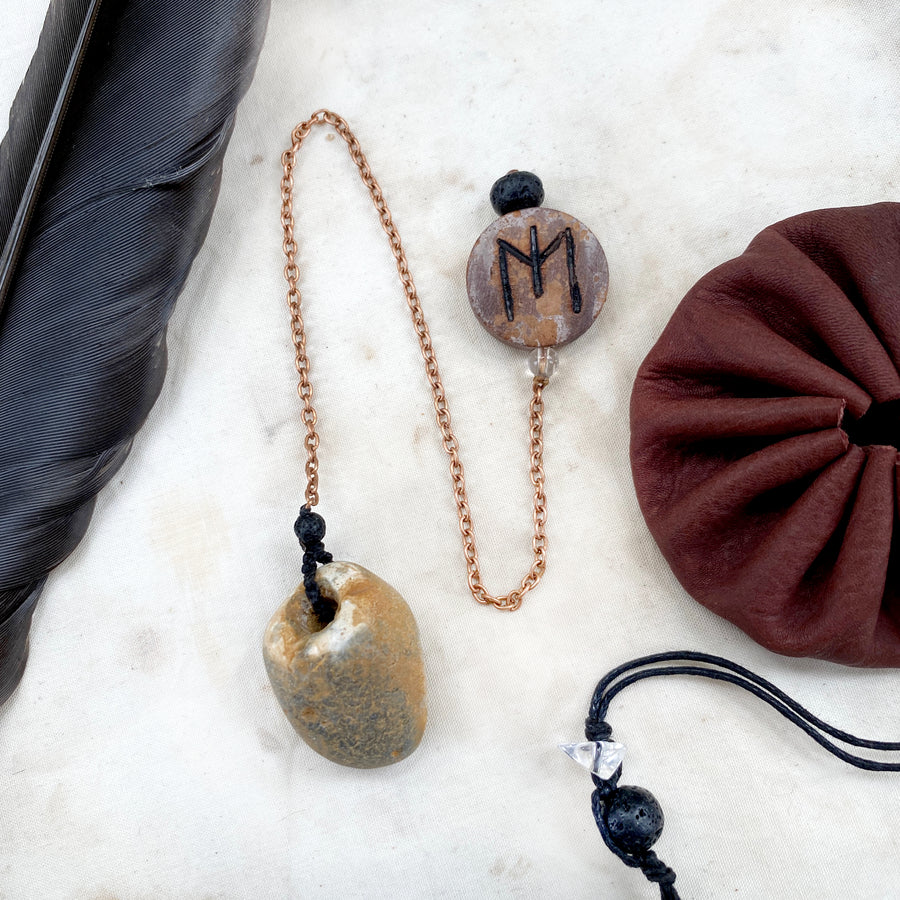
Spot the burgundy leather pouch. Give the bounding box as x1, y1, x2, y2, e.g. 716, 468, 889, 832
631, 203, 900, 666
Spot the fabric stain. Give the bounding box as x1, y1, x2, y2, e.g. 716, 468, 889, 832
490, 855, 533, 880
257, 727, 287, 755
123, 626, 164, 673
149, 492, 229, 589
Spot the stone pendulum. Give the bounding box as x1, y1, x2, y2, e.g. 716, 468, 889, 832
270, 109, 436, 769
263, 509, 427, 769
267, 113, 610, 767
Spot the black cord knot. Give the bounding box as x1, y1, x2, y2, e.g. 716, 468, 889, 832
642, 853, 677, 887
294, 506, 334, 621
585, 718, 612, 742
590, 766, 621, 797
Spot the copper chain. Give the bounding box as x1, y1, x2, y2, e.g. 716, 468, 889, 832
280, 110, 548, 611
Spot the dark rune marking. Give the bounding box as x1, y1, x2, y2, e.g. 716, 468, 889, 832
497, 225, 583, 322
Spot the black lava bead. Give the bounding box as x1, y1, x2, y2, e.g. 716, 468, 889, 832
605, 786, 664, 854
490, 171, 544, 216
294, 509, 326, 545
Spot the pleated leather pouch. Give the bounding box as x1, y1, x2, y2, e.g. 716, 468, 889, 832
631, 203, 900, 666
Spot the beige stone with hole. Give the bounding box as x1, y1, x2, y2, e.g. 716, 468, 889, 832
263, 561, 427, 768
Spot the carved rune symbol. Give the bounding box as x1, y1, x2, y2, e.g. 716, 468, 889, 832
496, 225, 583, 322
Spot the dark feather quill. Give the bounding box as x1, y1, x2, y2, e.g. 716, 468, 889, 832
0, 0, 270, 704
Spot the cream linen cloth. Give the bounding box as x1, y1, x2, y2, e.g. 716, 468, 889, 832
1, 1, 899, 898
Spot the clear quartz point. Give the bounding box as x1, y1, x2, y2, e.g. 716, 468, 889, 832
528, 347, 559, 381
558, 740, 626, 779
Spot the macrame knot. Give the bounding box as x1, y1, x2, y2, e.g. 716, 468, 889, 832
590, 768, 620, 797
294, 506, 334, 621
584, 718, 612, 742
641, 852, 678, 890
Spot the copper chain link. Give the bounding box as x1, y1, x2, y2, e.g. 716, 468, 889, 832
280, 110, 548, 611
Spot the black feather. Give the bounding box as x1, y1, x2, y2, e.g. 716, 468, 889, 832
0, 0, 102, 310
0, 0, 270, 704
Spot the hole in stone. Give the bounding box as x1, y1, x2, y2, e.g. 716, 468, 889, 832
844, 399, 900, 450
308, 594, 338, 631
299, 582, 338, 633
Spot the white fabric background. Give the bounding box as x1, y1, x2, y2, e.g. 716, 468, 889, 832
1, 1, 900, 898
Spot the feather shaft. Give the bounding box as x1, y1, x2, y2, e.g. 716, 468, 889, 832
0, 0, 103, 313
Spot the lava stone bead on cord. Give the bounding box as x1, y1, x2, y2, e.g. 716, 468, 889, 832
294, 507, 326, 545
489, 170, 544, 216
585, 710, 680, 899
294, 506, 333, 621
591, 779, 679, 899
606, 786, 665, 854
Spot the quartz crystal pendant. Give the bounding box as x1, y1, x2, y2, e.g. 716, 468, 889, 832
263, 561, 427, 768
559, 740, 626, 779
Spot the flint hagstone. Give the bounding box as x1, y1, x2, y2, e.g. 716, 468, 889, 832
263, 561, 427, 768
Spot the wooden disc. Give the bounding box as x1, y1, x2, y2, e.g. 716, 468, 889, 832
466, 207, 608, 348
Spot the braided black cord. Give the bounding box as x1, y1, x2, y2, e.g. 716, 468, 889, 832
582, 651, 900, 898
589, 651, 900, 769
294, 506, 333, 622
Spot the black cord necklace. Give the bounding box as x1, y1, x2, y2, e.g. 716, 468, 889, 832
564, 651, 900, 898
